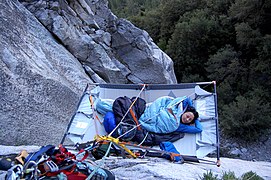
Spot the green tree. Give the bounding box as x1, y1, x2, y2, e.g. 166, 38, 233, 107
235, 23, 262, 50
159, 0, 189, 46
220, 92, 271, 141
167, 9, 228, 82
206, 45, 246, 104
229, 0, 267, 28
129, 9, 162, 43
249, 35, 271, 100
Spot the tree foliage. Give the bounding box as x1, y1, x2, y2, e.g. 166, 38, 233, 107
221, 93, 271, 141
109, 0, 271, 141
167, 9, 226, 82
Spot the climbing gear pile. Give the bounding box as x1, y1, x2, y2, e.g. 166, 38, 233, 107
2, 144, 115, 180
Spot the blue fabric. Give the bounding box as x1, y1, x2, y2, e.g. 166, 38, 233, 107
96, 99, 113, 115
25, 145, 55, 164
103, 112, 117, 134
175, 119, 203, 133
138, 96, 192, 133
182, 98, 193, 109
159, 142, 182, 162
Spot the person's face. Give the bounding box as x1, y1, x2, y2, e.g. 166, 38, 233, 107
181, 112, 195, 124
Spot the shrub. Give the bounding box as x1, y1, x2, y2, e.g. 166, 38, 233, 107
241, 171, 264, 180
200, 170, 219, 180
221, 171, 237, 180
200, 170, 264, 180
220, 93, 271, 141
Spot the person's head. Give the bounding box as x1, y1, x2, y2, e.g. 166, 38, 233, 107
181, 106, 199, 124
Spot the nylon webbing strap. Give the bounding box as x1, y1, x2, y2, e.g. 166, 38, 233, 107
89, 96, 98, 135
129, 109, 142, 130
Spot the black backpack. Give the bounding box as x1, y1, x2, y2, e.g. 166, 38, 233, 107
112, 96, 146, 141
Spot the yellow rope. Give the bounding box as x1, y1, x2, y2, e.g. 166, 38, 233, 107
95, 135, 137, 158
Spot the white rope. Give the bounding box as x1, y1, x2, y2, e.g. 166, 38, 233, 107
138, 132, 149, 146
86, 141, 113, 180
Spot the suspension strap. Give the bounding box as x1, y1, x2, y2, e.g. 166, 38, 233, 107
119, 141, 182, 161
129, 108, 142, 130
86, 141, 112, 180
75, 149, 89, 162
89, 95, 99, 135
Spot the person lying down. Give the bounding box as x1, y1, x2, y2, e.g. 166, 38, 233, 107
138, 96, 202, 134
96, 95, 202, 135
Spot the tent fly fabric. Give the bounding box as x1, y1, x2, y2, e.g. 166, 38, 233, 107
62, 82, 220, 165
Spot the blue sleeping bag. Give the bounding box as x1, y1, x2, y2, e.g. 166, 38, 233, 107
138, 96, 192, 133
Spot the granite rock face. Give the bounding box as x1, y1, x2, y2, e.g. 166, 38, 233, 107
0, 0, 177, 145
0, 0, 91, 145
20, 0, 177, 84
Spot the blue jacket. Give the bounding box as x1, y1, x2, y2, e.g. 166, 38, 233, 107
175, 119, 202, 133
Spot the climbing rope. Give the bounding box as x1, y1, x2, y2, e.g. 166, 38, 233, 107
86, 141, 113, 180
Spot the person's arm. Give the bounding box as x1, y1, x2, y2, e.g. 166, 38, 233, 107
182, 97, 193, 108
175, 119, 202, 133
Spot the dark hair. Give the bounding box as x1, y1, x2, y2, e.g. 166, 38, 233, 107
181, 106, 199, 124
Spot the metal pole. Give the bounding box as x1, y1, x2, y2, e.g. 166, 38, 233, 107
213, 81, 221, 166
